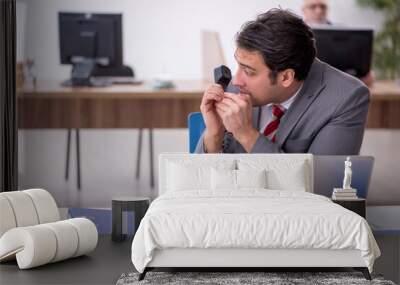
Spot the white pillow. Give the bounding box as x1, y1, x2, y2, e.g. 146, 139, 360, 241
238, 159, 309, 192
167, 159, 235, 191
211, 168, 267, 190
267, 163, 307, 191
211, 168, 236, 190
236, 169, 267, 189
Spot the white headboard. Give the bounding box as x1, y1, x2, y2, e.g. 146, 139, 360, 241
158, 153, 314, 195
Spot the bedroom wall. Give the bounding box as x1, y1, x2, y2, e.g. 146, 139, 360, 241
16, 0, 400, 207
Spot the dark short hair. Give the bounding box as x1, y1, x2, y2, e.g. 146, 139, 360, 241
236, 8, 316, 82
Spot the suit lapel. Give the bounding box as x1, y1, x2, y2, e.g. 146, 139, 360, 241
276, 59, 327, 146
252, 107, 261, 130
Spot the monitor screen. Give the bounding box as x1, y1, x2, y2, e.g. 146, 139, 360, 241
312, 27, 373, 78
59, 12, 122, 67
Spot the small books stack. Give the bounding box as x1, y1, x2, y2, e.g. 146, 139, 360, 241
332, 188, 358, 200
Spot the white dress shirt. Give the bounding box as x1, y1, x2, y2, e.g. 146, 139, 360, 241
258, 84, 303, 133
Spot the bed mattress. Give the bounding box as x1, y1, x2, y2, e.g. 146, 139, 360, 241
131, 190, 380, 273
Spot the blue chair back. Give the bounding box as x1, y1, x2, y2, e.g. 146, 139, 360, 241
188, 112, 206, 153
314, 156, 374, 199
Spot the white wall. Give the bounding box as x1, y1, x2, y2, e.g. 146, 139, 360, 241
17, 0, 384, 80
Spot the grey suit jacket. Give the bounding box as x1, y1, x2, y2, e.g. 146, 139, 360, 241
195, 59, 370, 155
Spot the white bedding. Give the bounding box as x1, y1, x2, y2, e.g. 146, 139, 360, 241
131, 190, 380, 273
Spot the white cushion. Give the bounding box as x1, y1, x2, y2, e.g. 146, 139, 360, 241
24, 189, 59, 223
158, 154, 313, 195
211, 169, 267, 190
1, 192, 39, 227
167, 159, 235, 191
0, 189, 98, 269
238, 159, 310, 192
0, 196, 17, 237
0, 226, 57, 269
267, 163, 307, 191
211, 168, 236, 190
236, 169, 267, 189
42, 221, 79, 262
65, 218, 98, 257
0, 218, 98, 269
0, 189, 59, 237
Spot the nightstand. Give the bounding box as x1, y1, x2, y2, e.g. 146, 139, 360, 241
332, 198, 366, 218
111, 196, 150, 242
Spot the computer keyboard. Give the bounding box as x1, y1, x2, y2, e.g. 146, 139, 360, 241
93, 76, 143, 85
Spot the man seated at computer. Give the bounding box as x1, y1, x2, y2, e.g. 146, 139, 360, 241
301, 0, 374, 86
195, 9, 370, 155
302, 0, 330, 25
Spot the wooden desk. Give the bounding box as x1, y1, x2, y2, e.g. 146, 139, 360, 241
18, 80, 206, 129
366, 80, 400, 128
18, 79, 400, 129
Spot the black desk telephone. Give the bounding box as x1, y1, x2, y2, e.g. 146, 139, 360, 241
214, 65, 232, 91
213, 65, 237, 149
213, 65, 240, 94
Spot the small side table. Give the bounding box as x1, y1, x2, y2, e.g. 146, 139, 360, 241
112, 196, 150, 242
332, 198, 366, 218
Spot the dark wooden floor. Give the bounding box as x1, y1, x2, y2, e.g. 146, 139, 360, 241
0, 235, 134, 285
1, 235, 396, 284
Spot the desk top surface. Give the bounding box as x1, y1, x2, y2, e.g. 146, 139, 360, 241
18, 79, 400, 100
18, 79, 209, 99
370, 80, 400, 100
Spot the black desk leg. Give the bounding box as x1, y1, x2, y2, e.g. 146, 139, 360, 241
76, 128, 81, 190
149, 128, 154, 188
112, 202, 123, 242
65, 129, 71, 180
136, 129, 142, 179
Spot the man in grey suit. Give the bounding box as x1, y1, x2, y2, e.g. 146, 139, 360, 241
195, 9, 370, 155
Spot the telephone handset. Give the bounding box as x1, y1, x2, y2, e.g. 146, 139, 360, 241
213, 65, 232, 91
213, 65, 235, 148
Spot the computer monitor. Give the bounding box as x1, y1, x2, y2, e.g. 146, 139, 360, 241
58, 12, 124, 86
312, 27, 373, 78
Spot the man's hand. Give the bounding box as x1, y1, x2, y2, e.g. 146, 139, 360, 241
215, 93, 260, 152
200, 84, 226, 152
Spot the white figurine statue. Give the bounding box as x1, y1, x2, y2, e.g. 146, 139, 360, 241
342, 156, 352, 189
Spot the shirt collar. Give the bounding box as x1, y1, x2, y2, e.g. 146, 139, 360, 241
266, 83, 303, 111
281, 83, 303, 110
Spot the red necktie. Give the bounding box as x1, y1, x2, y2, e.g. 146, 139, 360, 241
263, 104, 285, 142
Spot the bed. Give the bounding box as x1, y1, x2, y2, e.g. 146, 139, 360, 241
131, 153, 380, 280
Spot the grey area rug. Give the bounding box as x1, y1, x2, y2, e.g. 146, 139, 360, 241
116, 271, 396, 285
